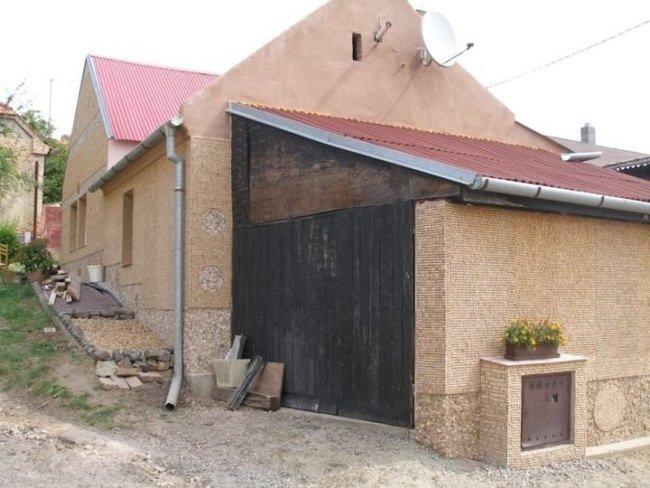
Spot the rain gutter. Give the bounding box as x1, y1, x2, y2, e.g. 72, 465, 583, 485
88, 121, 178, 193
470, 177, 650, 215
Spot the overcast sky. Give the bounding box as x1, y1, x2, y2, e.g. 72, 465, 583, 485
4, 0, 650, 153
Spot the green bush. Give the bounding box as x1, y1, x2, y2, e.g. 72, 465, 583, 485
18, 239, 55, 273
0, 220, 21, 261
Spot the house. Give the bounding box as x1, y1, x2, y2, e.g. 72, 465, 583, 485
552, 123, 650, 180
0, 103, 49, 240
61, 54, 217, 288
62, 0, 650, 467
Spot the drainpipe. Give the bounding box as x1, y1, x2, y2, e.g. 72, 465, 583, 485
164, 116, 185, 411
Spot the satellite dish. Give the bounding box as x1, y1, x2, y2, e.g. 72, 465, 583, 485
421, 11, 471, 67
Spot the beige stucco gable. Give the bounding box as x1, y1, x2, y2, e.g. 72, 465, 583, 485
181, 0, 561, 152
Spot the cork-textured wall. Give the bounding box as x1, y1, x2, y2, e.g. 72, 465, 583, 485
415, 199, 650, 456
479, 357, 587, 468
101, 140, 177, 311
63, 66, 108, 200
61, 65, 109, 264
184, 137, 232, 310
415, 199, 650, 395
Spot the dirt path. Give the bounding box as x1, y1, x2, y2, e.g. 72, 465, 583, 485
1, 387, 650, 488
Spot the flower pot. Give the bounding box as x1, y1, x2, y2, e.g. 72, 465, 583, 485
504, 344, 560, 361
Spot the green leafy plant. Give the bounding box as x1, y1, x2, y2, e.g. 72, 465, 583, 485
18, 239, 55, 273
0, 220, 21, 261
502, 318, 567, 349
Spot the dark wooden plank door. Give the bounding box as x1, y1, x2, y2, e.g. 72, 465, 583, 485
233, 202, 414, 427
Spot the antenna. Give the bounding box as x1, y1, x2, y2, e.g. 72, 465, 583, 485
48, 78, 53, 127
420, 11, 473, 67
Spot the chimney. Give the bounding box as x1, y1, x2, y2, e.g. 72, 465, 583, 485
581, 123, 596, 145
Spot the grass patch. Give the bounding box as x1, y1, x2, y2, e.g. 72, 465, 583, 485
0, 282, 121, 428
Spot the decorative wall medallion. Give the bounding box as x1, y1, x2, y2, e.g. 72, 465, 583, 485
201, 209, 226, 236
593, 384, 626, 432
200, 265, 224, 291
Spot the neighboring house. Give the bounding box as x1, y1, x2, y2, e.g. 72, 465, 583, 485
62, 0, 650, 467
551, 124, 650, 179
0, 103, 49, 240
607, 157, 650, 180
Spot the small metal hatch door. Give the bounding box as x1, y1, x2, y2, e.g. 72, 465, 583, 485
521, 373, 572, 449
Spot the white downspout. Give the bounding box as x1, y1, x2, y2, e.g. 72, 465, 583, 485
164, 116, 185, 411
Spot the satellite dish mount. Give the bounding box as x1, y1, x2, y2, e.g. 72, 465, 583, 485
420, 11, 473, 67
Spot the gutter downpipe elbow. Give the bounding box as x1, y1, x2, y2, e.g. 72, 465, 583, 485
164, 116, 185, 411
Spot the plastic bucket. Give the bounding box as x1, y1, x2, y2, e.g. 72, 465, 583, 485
214, 359, 251, 388
87, 265, 104, 283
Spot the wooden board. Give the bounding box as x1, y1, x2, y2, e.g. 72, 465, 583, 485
231, 117, 459, 226
243, 362, 284, 411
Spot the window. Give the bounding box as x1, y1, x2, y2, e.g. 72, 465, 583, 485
352, 33, 362, 61
69, 202, 78, 252
78, 195, 87, 249
122, 190, 133, 266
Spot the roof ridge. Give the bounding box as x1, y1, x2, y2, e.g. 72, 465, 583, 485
88, 54, 218, 77
242, 102, 551, 153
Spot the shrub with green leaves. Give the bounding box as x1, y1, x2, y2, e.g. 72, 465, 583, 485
0, 220, 21, 261
18, 239, 55, 273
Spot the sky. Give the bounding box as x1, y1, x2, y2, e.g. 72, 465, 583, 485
3, 0, 650, 153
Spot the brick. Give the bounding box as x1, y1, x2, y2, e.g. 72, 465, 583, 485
95, 360, 117, 377
110, 375, 131, 390
125, 376, 144, 389
98, 377, 120, 391
137, 372, 168, 384
114, 367, 141, 377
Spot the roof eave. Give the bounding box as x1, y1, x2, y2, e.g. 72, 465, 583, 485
229, 103, 650, 218
227, 102, 479, 187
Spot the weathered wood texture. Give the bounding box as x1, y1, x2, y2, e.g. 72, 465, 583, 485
231, 116, 459, 226
233, 202, 414, 427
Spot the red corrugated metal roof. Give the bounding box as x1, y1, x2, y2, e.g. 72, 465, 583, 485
90, 55, 217, 142
259, 107, 650, 203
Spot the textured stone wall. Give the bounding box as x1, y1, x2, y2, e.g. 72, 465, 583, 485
588, 377, 650, 446
415, 392, 479, 458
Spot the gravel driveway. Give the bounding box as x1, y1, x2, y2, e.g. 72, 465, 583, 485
2, 388, 649, 488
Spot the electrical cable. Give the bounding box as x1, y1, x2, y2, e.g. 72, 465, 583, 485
487, 19, 650, 89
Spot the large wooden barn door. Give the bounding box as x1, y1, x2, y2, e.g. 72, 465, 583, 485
233, 202, 414, 427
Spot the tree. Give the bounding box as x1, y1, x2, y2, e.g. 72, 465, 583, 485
43, 139, 68, 203
3, 84, 67, 203
0, 146, 31, 195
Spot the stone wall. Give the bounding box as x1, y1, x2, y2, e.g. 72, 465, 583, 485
588, 377, 650, 446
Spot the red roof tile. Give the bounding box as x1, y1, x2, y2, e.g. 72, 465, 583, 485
89, 55, 217, 142
260, 107, 650, 203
